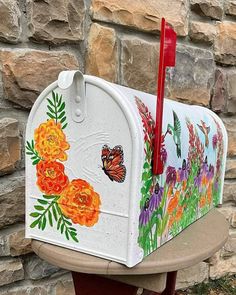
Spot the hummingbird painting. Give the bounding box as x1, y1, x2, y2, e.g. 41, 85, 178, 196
197, 120, 210, 147
167, 111, 181, 158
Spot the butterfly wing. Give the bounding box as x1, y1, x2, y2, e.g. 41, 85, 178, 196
101, 145, 126, 183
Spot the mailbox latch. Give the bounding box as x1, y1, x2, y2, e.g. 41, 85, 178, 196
58, 70, 86, 123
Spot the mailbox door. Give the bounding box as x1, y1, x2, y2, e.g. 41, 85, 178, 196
25, 77, 143, 266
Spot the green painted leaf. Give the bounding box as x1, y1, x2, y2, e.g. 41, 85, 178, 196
61, 223, 65, 234
64, 219, 72, 226
57, 217, 62, 230
58, 102, 65, 112
30, 219, 39, 228
65, 230, 69, 240
143, 162, 150, 169
26, 152, 34, 155
52, 91, 56, 103
69, 227, 76, 232
70, 233, 79, 243
62, 123, 68, 129
42, 216, 47, 230
52, 205, 58, 221
32, 159, 40, 165
30, 212, 41, 218
46, 112, 55, 119
60, 116, 67, 124
58, 95, 62, 106
38, 199, 48, 205
47, 105, 56, 114
58, 111, 65, 120
48, 210, 53, 227
31, 140, 34, 148
34, 205, 44, 211
47, 98, 55, 107
43, 195, 58, 199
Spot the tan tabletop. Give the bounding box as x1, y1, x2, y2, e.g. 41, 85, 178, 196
32, 209, 228, 293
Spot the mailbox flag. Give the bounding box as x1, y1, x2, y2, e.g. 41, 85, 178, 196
153, 18, 177, 175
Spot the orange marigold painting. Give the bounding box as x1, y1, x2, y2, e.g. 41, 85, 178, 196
36, 161, 69, 195
34, 119, 70, 162
58, 179, 101, 227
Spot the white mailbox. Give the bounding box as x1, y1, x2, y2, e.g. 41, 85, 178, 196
25, 70, 227, 267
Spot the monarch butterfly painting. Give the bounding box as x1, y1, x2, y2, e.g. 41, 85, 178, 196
101, 145, 126, 183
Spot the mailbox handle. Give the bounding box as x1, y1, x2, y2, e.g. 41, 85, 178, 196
58, 70, 86, 123
153, 18, 177, 175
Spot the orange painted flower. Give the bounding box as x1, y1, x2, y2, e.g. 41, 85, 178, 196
201, 174, 208, 187
199, 196, 206, 208
167, 193, 179, 214
167, 186, 173, 199
34, 119, 70, 161
207, 183, 213, 204
175, 206, 183, 221
168, 216, 175, 229
36, 161, 69, 195
182, 180, 187, 191
58, 179, 101, 227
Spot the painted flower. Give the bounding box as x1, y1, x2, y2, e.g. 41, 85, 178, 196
199, 196, 206, 208
58, 179, 101, 227
207, 184, 213, 204
201, 156, 208, 175
34, 119, 70, 162
194, 168, 202, 188
207, 164, 214, 181
36, 161, 69, 195
168, 215, 175, 229
167, 192, 179, 214
166, 166, 177, 186
160, 146, 167, 165
178, 159, 189, 182
149, 183, 164, 211
139, 198, 152, 226
212, 134, 218, 150
175, 206, 183, 221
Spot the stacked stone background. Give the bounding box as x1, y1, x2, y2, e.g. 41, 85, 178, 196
0, 0, 235, 293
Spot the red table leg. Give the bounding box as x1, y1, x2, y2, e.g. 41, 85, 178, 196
161, 271, 177, 295
72, 271, 177, 295
72, 272, 139, 295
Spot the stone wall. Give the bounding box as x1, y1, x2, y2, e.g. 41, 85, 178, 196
0, 0, 235, 293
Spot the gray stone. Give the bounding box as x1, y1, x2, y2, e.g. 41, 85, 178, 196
226, 69, 236, 114
221, 117, 236, 157
85, 23, 118, 83
211, 68, 236, 114
0, 257, 24, 286
0, 171, 25, 228
209, 251, 236, 279
225, 159, 236, 179
189, 21, 216, 44
225, 0, 236, 16
214, 22, 236, 66
190, 0, 224, 20
27, 0, 85, 44
0, 49, 79, 109
120, 36, 159, 94
0, 118, 21, 176
0, 0, 21, 43
223, 180, 236, 203
166, 44, 215, 106
176, 262, 209, 290
91, 0, 189, 36
24, 254, 60, 280
221, 230, 236, 258
211, 68, 227, 113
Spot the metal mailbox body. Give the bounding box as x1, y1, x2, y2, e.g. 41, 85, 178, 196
25, 71, 228, 267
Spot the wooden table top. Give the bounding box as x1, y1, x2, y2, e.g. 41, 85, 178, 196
32, 209, 228, 276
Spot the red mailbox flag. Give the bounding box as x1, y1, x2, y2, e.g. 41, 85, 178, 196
153, 18, 177, 175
